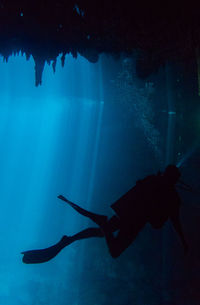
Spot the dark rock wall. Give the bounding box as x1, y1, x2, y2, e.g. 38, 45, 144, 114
1, 2, 200, 85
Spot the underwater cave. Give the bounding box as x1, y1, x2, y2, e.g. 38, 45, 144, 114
0, 2, 200, 305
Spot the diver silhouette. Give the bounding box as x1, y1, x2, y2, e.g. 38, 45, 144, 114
21, 165, 189, 264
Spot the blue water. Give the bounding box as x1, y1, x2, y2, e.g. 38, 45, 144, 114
0, 54, 109, 304
0, 54, 145, 305
0, 55, 199, 305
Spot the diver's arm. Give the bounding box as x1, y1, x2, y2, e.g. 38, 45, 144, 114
170, 209, 188, 254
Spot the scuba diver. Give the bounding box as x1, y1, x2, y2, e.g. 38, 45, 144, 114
21, 165, 189, 264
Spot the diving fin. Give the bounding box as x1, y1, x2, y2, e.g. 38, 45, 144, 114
57, 194, 72, 204
21, 248, 57, 264
21, 235, 70, 264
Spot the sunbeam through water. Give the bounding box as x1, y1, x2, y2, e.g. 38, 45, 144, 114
0, 54, 107, 305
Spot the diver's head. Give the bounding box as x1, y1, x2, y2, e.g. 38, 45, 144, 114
163, 164, 181, 185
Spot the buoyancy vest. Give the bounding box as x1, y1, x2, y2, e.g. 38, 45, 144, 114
111, 174, 181, 229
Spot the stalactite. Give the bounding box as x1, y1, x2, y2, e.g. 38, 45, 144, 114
0, 2, 199, 85
33, 56, 46, 86
26, 53, 31, 61
52, 59, 57, 73
71, 50, 78, 58
3, 56, 9, 63
61, 52, 66, 67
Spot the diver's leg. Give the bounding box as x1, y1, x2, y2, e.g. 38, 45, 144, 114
68, 215, 120, 244
21, 230, 103, 264
102, 224, 141, 258
58, 195, 107, 225
21, 215, 120, 264
67, 227, 104, 243
66, 215, 136, 258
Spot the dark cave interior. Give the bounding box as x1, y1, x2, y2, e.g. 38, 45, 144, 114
1, 1, 200, 85
0, 3, 200, 305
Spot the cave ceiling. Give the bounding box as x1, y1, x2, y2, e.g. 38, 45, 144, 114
1, 1, 200, 85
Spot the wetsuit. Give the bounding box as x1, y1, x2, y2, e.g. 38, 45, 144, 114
111, 174, 181, 230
